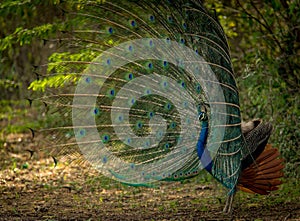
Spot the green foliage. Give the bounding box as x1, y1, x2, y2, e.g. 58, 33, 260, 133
28, 50, 99, 91
0, 0, 106, 98
0, 79, 21, 90
0, 24, 58, 50
0, 0, 65, 99
0, 100, 39, 144
28, 74, 78, 92
207, 2, 238, 38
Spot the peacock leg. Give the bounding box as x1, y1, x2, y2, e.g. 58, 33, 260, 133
223, 192, 235, 213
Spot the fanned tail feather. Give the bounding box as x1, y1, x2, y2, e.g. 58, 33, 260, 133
237, 144, 284, 195
29, 0, 244, 187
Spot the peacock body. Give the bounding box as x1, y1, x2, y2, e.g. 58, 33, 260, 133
30, 0, 283, 213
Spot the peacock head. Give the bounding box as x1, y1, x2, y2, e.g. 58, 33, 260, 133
198, 112, 208, 122
197, 102, 209, 122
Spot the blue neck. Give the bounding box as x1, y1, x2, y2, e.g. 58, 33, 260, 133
196, 121, 213, 173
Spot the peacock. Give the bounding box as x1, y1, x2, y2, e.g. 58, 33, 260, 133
29, 0, 284, 213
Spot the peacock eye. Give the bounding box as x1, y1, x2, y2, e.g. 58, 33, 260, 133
198, 112, 207, 121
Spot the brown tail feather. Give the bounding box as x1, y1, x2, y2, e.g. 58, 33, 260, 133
237, 144, 284, 195
240, 179, 283, 187
258, 160, 284, 173
257, 151, 281, 167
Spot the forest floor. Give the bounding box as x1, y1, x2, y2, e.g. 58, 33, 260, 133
0, 133, 300, 221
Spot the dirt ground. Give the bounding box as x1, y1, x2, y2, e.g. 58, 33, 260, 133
1, 133, 299, 221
